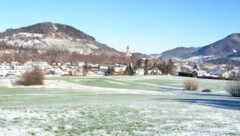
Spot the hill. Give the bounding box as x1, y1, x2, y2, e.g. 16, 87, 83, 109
132, 52, 151, 58
192, 33, 240, 58
153, 33, 240, 60
150, 47, 200, 60
0, 22, 121, 56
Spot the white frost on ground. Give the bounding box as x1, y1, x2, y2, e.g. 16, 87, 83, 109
0, 79, 174, 95
0, 76, 239, 135
0, 103, 239, 135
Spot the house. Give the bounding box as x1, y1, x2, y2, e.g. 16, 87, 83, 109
210, 69, 226, 77
195, 70, 208, 77
0, 66, 11, 77
0, 64, 27, 77
89, 64, 100, 72
24, 61, 52, 70
230, 67, 240, 77
59, 62, 85, 76
78, 62, 85, 67
222, 71, 233, 79
134, 68, 144, 75
69, 65, 82, 76
148, 66, 162, 75
228, 68, 240, 79
100, 66, 108, 73
114, 65, 127, 75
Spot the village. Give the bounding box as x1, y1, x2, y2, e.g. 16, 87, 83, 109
0, 46, 240, 80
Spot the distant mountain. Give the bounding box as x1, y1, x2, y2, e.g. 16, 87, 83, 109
153, 33, 240, 60
132, 52, 151, 58
150, 47, 200, 60
192, 33, 240, 58
0, 22, 121, 56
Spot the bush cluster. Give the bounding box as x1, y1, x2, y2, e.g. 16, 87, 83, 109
184, 78, 199, 91
226, 81, 240, 97
124, 65, 134, 75
107, 66, 115, 75
20, 68, 44, 86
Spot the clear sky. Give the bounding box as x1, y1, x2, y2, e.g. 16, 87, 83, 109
0, 0, 240, 54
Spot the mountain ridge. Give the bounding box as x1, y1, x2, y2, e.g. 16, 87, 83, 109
150, 47, 200, 60
0, 22, 121, 56
154, 33, 240, 60
192, 33, 240, 57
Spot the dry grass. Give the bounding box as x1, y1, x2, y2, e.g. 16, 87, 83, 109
20, 68, 44, 86
184, 78, 199, 91
226, 81, 240, 97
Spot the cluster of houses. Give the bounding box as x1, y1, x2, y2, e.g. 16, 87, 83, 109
0, 46, 162, 77
0, 61, 87, 77
175, 60, 240, 79
0, 59, 163, 77
1, 56, 239, 80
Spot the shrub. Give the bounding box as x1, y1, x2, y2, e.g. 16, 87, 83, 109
107, 66, 115, 75
20, 68, 44, 86
202, 89, 211, 92
184, 78, 199, 91
124, 65, 134, 75
226, 81, 240, 97
82, 66, 89, 76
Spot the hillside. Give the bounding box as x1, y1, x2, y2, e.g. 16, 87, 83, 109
132, 52, 151, 58
192, 33, 240, 58
150, 47, 200, 60
0, 22, 121, 56
153, 33, 240, 60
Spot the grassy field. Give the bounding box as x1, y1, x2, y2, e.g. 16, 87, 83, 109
0, 76, 239, 135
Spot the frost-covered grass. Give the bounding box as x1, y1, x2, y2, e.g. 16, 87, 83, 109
0, 76, 239, 135
0, 103, 239, 135
59, 76, 227, 92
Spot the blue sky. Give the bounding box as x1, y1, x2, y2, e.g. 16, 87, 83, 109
0, 0, 240, 54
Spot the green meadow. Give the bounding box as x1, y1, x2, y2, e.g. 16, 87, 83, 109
0, 76, 239, 135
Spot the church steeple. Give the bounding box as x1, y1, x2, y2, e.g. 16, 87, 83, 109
125, 46, 132, 57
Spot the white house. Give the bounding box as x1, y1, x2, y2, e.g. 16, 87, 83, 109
24, 61, 51, 69
0, 65, 27, 77
210, 69, 226, 77
148, 67, 162, 75
134, 68, 144, 75
195, 70, 208, 77
222, 71, 233, 79
114, 65, 127, 75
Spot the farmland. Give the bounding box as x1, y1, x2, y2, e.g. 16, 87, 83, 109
0, 76, 239, 135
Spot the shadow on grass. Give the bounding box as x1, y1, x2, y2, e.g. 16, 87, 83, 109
170, 98, 240, 111
181, 92, 229, 97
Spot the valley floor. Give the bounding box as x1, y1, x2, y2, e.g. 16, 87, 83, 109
0, 76, 239, 135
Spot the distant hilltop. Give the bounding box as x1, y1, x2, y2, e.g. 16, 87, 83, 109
151, 33, 240, 61
0, 22, 121, 56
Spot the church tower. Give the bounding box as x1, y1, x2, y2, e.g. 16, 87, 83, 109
125, 46, 132, 57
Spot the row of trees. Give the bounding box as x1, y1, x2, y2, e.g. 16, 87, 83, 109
106, 65, 135, 75
158, 59, 175, 75
106, 59, 175, 76
0, 45, 138, 65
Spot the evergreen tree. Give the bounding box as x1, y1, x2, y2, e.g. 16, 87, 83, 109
168, 59, 174, 74
135, 59, 142, 68
107, 66, 115, 75
124, 65, 134, 75
144, 59, 149, 75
